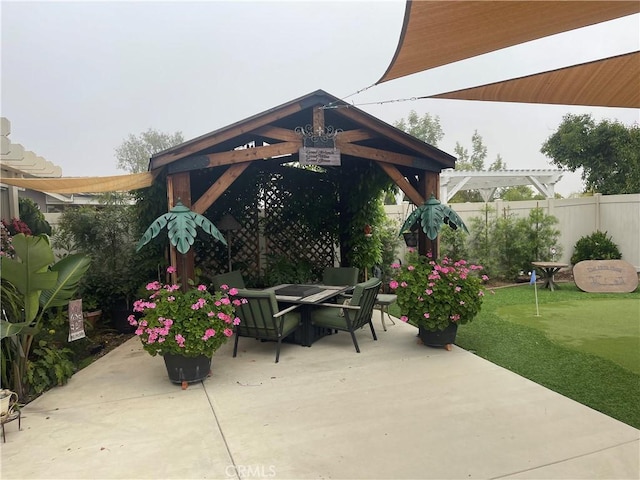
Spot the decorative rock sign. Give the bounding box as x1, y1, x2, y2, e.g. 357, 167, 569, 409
299, 147, 341, 166
573, 260, 639, 293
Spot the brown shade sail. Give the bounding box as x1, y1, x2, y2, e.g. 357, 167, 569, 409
428, 51, 640, 108
378, 1, 640, 84
0, 172, 156, 194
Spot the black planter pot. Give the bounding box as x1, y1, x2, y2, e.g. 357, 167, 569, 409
110, 299, 136, 334
163, 354, 212, 386
418, 323, 458, 350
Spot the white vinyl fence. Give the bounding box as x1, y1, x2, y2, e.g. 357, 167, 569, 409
385, 193, 640, 271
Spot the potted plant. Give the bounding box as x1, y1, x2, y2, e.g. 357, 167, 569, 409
129, 266, 243, 387
389, 249, 488, 350
134, 200, 242, 388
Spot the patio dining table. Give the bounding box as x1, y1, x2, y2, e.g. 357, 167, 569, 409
531, 261, 569, 291
264, 284, 350, 346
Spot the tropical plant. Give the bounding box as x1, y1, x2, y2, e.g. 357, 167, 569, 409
130, 267, 243, 357
0, 233, 90, 399
389, 250, 487, 332
570, 230, 622, 265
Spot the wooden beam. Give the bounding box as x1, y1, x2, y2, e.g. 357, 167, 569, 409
340, 142, 426, 169
204, 141, 301, 167
151, 101, 305, 169
166, 172, 195, 285
376, 162, 425, 206
192, 162, 251, 215
313, 106, 325, 135
336, 129, 377, 143
252, 125, 300, 142
333, 105, 455, 167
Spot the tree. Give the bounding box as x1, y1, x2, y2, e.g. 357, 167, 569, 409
541, 114, 640, 194
115, 128, 184, 173
454, 130, 487, 171
393, 110, 444, 146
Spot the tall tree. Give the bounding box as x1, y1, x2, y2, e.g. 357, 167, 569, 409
541, 114, 640, 194
115, 128, 184, 173
393, 110, 444, 146
450, 130, 490, 202
454, 130, 487, 171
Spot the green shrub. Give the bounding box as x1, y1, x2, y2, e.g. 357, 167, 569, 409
26, 340, 76, 395
570, 230, 622, 265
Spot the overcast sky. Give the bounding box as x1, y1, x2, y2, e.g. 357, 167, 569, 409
2, 1, 639, 196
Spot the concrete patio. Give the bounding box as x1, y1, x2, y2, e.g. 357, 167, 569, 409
1, 312, 638, 479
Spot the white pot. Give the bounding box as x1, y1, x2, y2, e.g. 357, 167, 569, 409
0, 389, 13, 417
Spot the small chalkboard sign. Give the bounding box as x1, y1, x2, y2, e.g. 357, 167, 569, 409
68, 299, 86, 341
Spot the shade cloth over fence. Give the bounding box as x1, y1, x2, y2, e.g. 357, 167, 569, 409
0, 171, 156, 194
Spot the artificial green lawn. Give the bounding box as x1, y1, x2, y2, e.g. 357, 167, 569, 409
389, 282, 640, 428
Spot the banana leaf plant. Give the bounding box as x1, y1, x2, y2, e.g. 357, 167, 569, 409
399, 194, 469, 241
0, 233, 91, 399
136, 200, 227, 254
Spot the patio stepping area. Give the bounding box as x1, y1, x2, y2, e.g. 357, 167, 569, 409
1, 312, 638, 479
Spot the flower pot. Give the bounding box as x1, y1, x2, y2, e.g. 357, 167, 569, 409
163, 354, 212, 388
110, 301, 136, 334
83, 310, 102, 329
418, 323, 458, 350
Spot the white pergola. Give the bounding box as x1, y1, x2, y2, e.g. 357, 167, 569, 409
440, 169, 564, 203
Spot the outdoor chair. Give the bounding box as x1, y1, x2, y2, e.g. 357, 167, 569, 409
322, 267, 359, 286
212, 270, 246, 291
233, 289, 301, 363
309, 278, 381, 353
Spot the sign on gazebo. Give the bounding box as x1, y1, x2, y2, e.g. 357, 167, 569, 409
299, 147, 341, 166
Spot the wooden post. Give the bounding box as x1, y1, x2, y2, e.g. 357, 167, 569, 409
167, 172, 195, 288
419, 171, 440, 259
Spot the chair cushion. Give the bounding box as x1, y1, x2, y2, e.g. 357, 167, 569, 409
311, 306, 347, 329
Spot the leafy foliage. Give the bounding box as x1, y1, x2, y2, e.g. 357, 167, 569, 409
464, 207, 560, 281
18, 198, 52, 235
570, 230, 622, 265
26, 340, 75, 394
541, 113, 640, 194
0, 233, 89, 399
54, 193, 147, 313
131, 268, 243, 357
115, 128, 184, 174
393, 110, 444, 146
390, 250, 486, 331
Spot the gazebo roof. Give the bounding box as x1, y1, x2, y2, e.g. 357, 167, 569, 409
150, 89, 455, 175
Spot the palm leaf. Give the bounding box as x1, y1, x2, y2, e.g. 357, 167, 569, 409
0, 234, 58, 323
39, 254, 92, 311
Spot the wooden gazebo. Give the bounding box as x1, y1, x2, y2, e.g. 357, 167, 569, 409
149, 90, 455, 281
